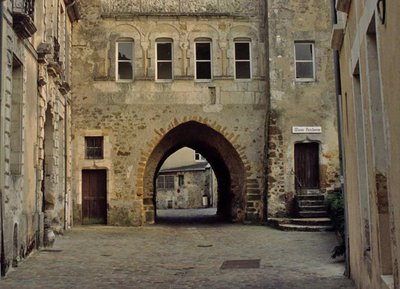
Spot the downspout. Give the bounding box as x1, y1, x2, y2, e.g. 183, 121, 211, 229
334, 51, 350, 277
0, 0, 5, 277
35, 81, 40, 249
64, 94, 68, 230
209, 166, 213, 206
264, 0, 271, 222
331, 0, 350, 277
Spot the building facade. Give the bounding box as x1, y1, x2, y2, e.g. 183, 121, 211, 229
0, 0, 79, 276
156, 148, 217, 210
333, 0, 400, 288
267, 0, 340, 217
71, 0, 268, 226
71, 0, 340, 225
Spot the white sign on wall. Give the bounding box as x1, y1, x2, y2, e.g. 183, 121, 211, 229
292, 126, 322, 134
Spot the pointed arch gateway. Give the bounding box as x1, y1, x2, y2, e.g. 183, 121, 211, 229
141, 121, 247, 224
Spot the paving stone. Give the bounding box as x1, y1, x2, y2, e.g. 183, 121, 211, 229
1, 209, 355, 289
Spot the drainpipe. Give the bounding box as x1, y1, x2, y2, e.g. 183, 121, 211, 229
264, 0, 271, 222
35, 83, 40, 249
0, 0, 5, 277
331, 0, 350, 277
209, 166, 213, 206
64, 94, 68, 230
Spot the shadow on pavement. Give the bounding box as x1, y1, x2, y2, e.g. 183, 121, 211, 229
155, 208, 229, 226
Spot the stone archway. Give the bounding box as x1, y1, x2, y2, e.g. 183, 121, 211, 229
141, 121, 247, 224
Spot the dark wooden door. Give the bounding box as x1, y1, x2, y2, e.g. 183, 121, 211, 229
82, 170, 107, 224
294, 143, 320, 190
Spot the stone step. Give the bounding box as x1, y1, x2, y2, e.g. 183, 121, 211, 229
300, 189, 322, 195
297, 194, 325, 201
289, 217, 332, 226
298, 211, 329, 218
298, 200, 325, 206
278, 223, 333, 232
298, 205, 327, 211
267, 217, 332, 228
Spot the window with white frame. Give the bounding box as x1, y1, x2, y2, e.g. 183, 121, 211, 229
116, 40, 133, 81
157, 175, 175, 189
234, 41, 251, 79
156, 39, 173, 80
294, 42, 315, 80
195, 41, 212, 80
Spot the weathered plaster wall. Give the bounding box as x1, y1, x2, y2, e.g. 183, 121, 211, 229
156, 170, 212, 209
267, 0, 339, 217
71, 0, 267, 225
338, 0, 400, 288
0, 0, 76, 275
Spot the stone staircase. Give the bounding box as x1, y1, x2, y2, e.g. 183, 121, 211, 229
268, 191, 333, 232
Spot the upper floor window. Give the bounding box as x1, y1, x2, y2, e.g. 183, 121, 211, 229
234, 41, 251, 79
116, 41, 133, 81
195, 40, 212, 80
157, 175, 175, 189
156, 39, 173, 80
85, 136, 104, 159
294, 42, 315, 81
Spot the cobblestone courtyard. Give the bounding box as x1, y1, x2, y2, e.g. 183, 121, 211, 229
1, 210, 354, 289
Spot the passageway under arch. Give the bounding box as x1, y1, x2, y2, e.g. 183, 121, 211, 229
142, 121, 246, 224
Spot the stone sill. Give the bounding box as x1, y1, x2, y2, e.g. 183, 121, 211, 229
381, 275, 394, 289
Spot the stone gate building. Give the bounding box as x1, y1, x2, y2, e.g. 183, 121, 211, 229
71, 0, 268, 225
71, 0, 340, 226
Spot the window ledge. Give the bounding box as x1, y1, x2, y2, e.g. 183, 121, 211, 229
295, 78, 316, 83
381, 275, 394, 289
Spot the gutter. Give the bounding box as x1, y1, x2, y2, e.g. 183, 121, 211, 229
0, 0, 5, 277
331, 0, 350, 277
64, 94, 68, 230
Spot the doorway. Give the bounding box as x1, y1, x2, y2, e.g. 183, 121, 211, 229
294, 142, 320, 190
82, 170, 107, 224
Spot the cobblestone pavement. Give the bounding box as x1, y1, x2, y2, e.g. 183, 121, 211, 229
1, 209, 355, 289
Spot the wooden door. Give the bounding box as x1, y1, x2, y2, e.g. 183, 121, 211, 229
82, 170, 107, 224
294, 143, 320, 190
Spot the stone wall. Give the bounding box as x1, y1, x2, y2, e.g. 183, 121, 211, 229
71, 0, 267, 225
0, 0, 77, 276
101, 0, 264, 17
337, 0, 400, 287
156, 170, 213, 209
267, 0, 340, 217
